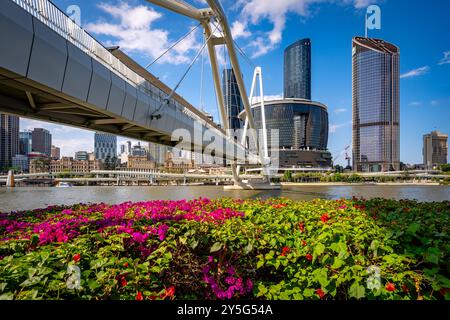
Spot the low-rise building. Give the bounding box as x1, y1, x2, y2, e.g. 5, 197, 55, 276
127, 156, 156, 170
50, 157, 103, 173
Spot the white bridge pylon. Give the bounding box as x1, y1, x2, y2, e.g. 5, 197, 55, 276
145, 0, 269, 184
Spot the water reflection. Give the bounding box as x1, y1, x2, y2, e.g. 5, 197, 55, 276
0, 185, 448, 212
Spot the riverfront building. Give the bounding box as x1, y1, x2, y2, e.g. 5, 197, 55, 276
94, 132, 117, 161
423, 131, 448, 170
19, 131, 32, 156
0, 113, 19, 170
352, 37, 400, 172
247, 99, 332, 168
284, 39, 312, 100
32, 128, 52, 158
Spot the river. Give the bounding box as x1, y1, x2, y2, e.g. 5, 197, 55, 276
0, 185, 449, 212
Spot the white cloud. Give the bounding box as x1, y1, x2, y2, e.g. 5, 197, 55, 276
233, 0, 379, 58
438, 51, 450, 65
408, 101, 422, 107
85, 2, 200, 65
329, 121, 351, 133
400, 66, 430, 79
431, 100, 439, 106
334, 108, 348, 114
53, 138, 94, 157
231, 21, 251, 39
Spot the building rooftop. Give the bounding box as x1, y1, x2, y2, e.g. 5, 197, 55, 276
353, 37, 399, 54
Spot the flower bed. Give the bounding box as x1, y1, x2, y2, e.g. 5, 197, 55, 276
0, 197, 449, 300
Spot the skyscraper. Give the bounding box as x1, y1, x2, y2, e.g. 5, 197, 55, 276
423, 131, 448, 170
19, 131, 32, 155
94, 132, 117, 161
222, 69, 244, 132
0, 113, 19, 169
284, 38, 312, 100
32, 128, 52, 157
352, 37, 400, 172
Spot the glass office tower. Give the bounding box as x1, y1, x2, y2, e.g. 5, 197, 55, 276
94, 132, 117, 161
352, 37, 400, 172
249, 99, 332, 167
222, 69, 244, 132
0, 113, 19, 169
284, 39, 311, 100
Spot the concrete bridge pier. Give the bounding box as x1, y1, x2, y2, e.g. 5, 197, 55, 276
6, 170, 15, 188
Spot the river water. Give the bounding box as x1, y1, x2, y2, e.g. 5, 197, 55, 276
0, 185, 449, 212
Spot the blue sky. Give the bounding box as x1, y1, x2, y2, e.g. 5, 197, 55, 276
20, 0, 450, 165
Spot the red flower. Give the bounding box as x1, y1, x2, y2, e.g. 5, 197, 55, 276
316, 289, 326, 299
299, 223, 305, 232
73, 253, 81, 263
401, 284, 409, 293
166, 286, 175, 297
135, 291, 144, 301
302, 240, 307, 246
385, 282, 396, 292
306, 253, 313, 261
123, 262, 129, 268
118, 275, 127, 287
273, 204, 287, 209
320, 214, 330, 223
280, 246, 290, 257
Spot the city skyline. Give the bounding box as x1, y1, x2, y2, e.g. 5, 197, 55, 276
17, 0, 450, 165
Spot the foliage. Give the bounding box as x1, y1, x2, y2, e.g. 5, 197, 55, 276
0, 197, 449, 300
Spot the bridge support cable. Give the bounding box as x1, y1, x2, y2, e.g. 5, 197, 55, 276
149, 22, 221, 119
144, 0, 269, 186
144, 22, 202, 70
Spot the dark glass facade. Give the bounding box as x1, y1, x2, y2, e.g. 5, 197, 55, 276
249, 99, 331, 167
284, 39, 311, 100
0, 113, 19, 169
352, 37, 400, 172
222, 69, 243, 131
32, 128, 52, 158
94, 133, 117, 161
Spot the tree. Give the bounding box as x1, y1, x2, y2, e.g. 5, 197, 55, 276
334, 165, 344, 173
439, 164, 450, 172
282, 170, 293, 182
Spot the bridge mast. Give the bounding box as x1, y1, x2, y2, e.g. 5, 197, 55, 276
145, 0, 265, 184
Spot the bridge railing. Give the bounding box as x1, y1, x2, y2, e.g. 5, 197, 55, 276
11, 0, 226, 137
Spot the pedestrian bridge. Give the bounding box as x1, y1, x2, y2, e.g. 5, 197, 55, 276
0, 0, 252, 162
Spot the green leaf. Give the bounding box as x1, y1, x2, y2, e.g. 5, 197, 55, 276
314, 243, 326, 257
0, 293, 14, 300
244, 243, 253, 254
424, 247, 441, 265
256, 260, 264, 269
331, 257, 344, 269
210, 242, 222, 253
87, 279, 101, 291
349, 282, 366, 299
406, 223, 420, 235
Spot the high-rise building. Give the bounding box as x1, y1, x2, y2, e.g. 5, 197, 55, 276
131, 143, 147, 157
352, 37, 400, 172
12, 154, 29, 172
0, 113, 19, 169
284, 38, 312, 100
423, 131, 448, 170
75, 151, 89, 161
19, 131, 32, 155
222, 69, 244, 132
51, 145, 60, 160
32, 128, 52, 157
148, 142, 167, 165
94, 132, 117, 161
